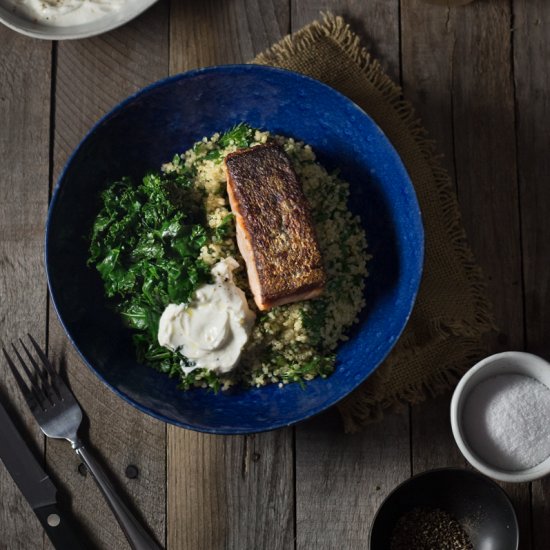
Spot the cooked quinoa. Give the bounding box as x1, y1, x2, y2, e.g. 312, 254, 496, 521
161, 124, 370, 389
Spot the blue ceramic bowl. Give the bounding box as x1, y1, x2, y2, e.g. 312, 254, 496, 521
46, 65, 423, 434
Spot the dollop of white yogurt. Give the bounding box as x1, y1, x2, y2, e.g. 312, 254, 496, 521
158, 257, 256, 374
12, 0, 126, 27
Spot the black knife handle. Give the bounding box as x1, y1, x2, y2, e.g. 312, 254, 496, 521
34, 503, 86, 550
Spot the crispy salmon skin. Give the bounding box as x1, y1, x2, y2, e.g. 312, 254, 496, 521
224, 142, 326, 311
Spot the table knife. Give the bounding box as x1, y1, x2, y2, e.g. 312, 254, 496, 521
0, 396, 84, 549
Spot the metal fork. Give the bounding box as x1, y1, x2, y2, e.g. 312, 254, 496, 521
3, 335, 161, 550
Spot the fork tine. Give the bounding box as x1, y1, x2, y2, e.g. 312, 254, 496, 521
20, 337, 61, 399
2, 347, 43, 410
18, 339, 48, 384
11, 343, 53, 407
27, 334, 60, 381
11, 344, 41, 390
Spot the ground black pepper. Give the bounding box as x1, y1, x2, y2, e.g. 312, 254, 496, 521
390, 507, 474, 550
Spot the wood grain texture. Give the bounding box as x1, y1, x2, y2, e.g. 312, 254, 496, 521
400, 2, 456, 182
442, 0, 523, 353
53, 2, 170, 176
47, 4, 169, 549
291, 4, 408, 549
400, 0, 467, 477
402, 0, 523, 356
410, 396, 465, 473
513, 0, 550, 361
170, 0, 289, 72
402, 1, 530, 548
295, 410, 409, 549
168, 3, 293, 549
291, 0, 401, 81
400, 1, 462, 478
442, 3, 531, 545
0, 30, 51, 550
513, 1, 550, 549
167, 429, 294, 549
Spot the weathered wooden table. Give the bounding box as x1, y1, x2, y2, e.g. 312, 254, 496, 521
1, 1, 548, 548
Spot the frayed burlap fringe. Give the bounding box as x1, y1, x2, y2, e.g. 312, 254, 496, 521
339, 341, 486, 429
254, 14, 496, 431
337, 338, 490, 431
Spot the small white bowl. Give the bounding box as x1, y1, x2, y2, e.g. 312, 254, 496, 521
451, 351, 550, 483
0, 0, 157, 41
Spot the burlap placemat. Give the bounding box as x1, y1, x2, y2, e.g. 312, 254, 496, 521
253, 14, 495, 432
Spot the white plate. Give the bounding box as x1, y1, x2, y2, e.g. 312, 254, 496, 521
0, 0, 158, 40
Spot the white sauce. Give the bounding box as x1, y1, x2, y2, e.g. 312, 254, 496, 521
158, 257, 256, 374
11, 0, 126, 27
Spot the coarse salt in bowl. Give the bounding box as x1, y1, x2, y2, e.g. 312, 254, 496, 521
451, 351, 550, 483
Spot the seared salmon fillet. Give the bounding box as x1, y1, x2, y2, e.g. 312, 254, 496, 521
224, 142, 326, 311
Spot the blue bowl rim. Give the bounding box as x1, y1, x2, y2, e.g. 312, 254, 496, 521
369, 467, 519, 548
45, 64, 424, 434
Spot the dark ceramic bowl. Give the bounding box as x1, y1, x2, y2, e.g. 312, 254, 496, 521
370, 468, 519, 549
46, 65, 423, 434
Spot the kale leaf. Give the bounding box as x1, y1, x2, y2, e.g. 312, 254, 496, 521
88, 169, 211, 367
